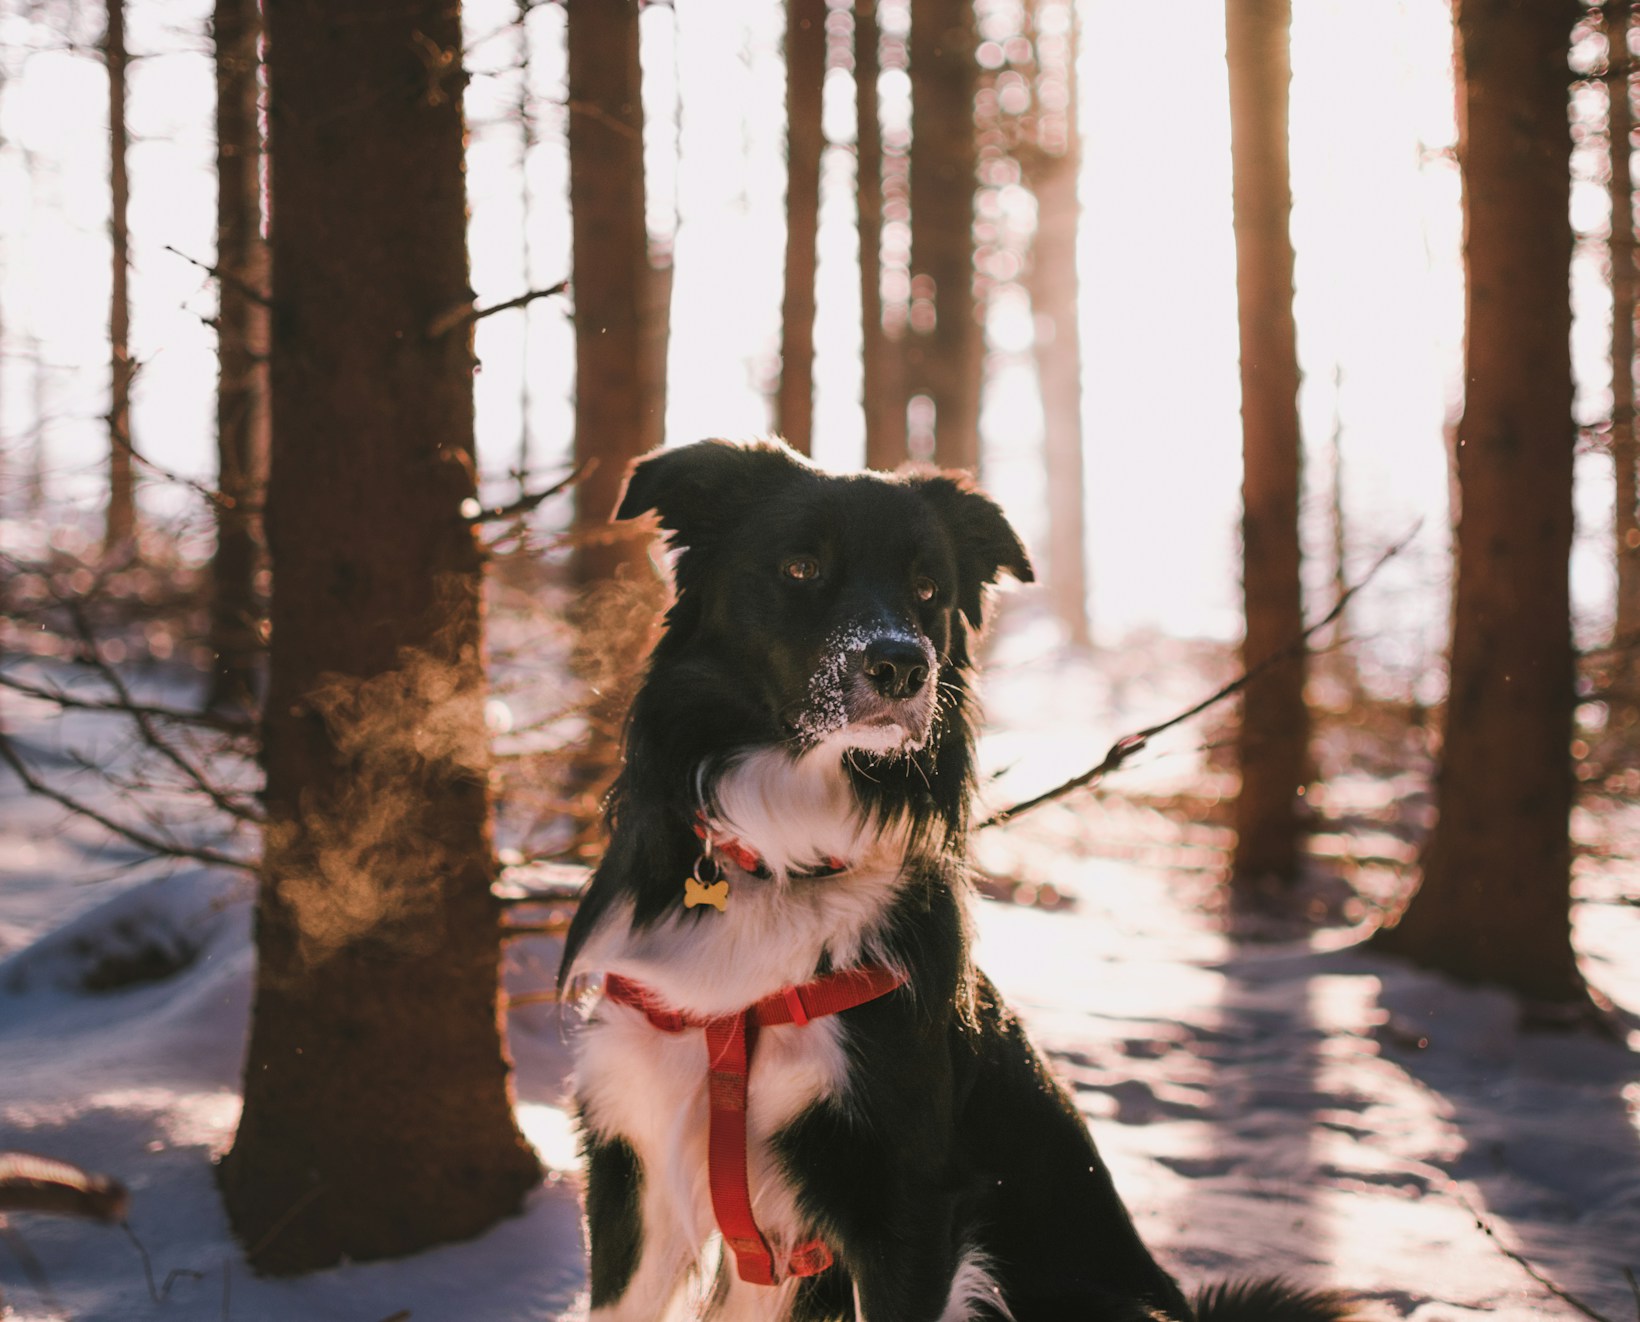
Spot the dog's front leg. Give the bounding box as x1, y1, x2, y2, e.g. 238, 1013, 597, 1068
583, 1131, 697, 1321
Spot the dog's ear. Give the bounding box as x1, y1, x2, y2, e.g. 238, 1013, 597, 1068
616, 439, 811, 546
910, 473, 1034, 628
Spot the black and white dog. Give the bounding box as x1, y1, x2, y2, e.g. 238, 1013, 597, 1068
561, 440, 1356, 1322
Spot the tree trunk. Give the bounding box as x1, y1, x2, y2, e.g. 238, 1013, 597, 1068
1225, 0, 1309, 896
908, 0, 982, 470
516, 0, 537, 497
778, 0, 827, 456
1610, 3, 1640, 657
218, 0, 541, 1272
104, 0, 135, 554
1374, 0, 1583, 1005
858, 0, 903, 470
569, 0, 653, 585
1023, 0, 1089, 648
206, 0, 269, 713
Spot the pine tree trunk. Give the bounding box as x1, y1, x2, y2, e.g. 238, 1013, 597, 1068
104, 0, 135, 554
569, 0, 652, 585
1225, 0, 1309, 895
218, 0, 541, 1272
1610, 3, 1640, 655
908, 0, 981, 470
206, 0, 268, 713
1024, 0, 1089, 648
1373, 0, 1583, 1004
778, 0, 826, 456
858, 0, 903, 470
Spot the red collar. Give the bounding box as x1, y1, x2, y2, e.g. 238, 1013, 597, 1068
692, 818, 845, 880
603, 966, 906, 1285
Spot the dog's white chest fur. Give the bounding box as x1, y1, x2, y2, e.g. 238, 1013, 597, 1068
570, 746, 909, 1320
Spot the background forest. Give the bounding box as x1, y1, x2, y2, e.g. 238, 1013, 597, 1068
0, 0, 1637, 1319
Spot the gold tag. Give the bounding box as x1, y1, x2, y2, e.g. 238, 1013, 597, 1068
684, 876, 729, 911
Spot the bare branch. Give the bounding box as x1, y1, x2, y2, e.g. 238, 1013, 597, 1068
0, 734, 254, 873
61, 603, 264, 824
164, 243, 273, 308
977, 525, 1421, 831
0, 671, 254, 735
465, 460, 591, 524
427, 279, 568, 339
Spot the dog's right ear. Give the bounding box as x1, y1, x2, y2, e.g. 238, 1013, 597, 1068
616, 439, 811, 547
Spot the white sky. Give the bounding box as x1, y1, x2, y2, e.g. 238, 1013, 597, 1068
0, 0, 1622, 690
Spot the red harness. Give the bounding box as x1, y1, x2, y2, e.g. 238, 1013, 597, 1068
603, 966, 906, 1285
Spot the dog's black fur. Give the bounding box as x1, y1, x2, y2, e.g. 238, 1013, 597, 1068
561, 440, 1359, 1322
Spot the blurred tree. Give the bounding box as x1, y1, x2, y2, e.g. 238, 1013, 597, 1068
1225, 0, 1309, 899
858, 0, 904, 470
563, 0, 665, 837
205, 0, 269, 713
568, 0, 653, 585
778, 0, 827, 456
103, 0, 134, 554
1374, 0, 1585, 1006
1609, 1, 1640, 659
909, 0, 982, 470
515, 0, 538, 498
218, 0, 541, 1272
1021, 0, 1089, 648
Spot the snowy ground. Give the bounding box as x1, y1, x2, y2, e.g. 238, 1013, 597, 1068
1, 635, 1638, 1321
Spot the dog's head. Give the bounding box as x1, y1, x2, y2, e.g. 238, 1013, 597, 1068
617, 440, 1033, 757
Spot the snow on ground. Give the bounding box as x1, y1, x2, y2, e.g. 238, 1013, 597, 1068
1, 638, 1638, 1320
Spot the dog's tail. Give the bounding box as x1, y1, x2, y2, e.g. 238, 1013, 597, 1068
1191, 1278, 1366, 1322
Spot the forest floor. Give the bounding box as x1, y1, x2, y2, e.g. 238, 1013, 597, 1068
1, 609, 1637, 1321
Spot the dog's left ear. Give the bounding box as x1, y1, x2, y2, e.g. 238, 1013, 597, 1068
616, 439, 811, 548
910, 474, 1034, 628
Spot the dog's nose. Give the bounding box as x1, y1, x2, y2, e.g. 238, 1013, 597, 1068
862, 638, 930, 699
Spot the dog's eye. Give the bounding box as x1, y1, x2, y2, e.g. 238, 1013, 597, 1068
914, 576, 938, 602
782, 555, 821, 582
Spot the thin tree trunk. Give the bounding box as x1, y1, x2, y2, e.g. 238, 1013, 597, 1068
1374, 0, 1583, 1004
908, 0, 982, 471
568, 0, 651, 585
1610, 2, 1640, 655
206, 0, 268, 713
778, 0, 826, 456
1023, 0, 1089, 648
516, 0, 536, 497
104, 0, 134, 554
219, 0, 541, 1272
1225, 0, 1309, 896
858, 0, 901, 470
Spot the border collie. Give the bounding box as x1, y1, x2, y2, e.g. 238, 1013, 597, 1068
560, 440, 1358, 1322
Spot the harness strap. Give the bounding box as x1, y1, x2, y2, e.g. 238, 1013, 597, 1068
602, 966, 906, 1285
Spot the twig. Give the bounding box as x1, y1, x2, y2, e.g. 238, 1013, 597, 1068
426, 279, 568, 339
464, 460, 590, 524
111, 427, 235, 510
0, 734, 254, 874
124, 1221, 206, 1304
1451, 1184, 1616, 1322
165, 243, 273, 308
976, 525, 1420, 830
0, 1218, 64, 1319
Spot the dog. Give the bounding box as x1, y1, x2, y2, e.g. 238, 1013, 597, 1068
560, 440, 1358, 1322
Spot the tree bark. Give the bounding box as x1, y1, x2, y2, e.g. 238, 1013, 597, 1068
104, 0, 135, 554
218, 0, 541, 1272
1610, 3, 1640, 655
568, 0, 653, 586
1373, 0, 1583, 1004
1023, 0, 1089, 648
778, 0, 827, 456
207, 0, 269, 713
858, 0, 903, 470
908, 0, 982, 470
1225, 0, 1309, 895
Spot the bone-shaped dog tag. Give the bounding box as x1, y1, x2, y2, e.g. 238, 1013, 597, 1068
684, 876, 729, 912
